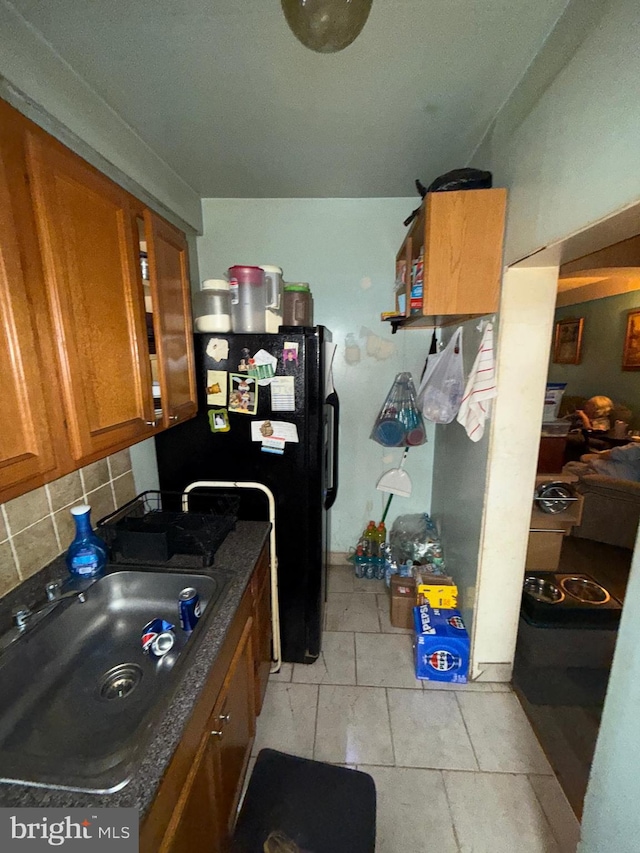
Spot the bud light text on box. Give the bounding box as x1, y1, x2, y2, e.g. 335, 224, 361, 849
413, 604, 470, 683
0, 807, 138, 851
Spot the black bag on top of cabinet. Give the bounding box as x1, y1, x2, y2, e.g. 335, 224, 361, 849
403, 168, 493, 226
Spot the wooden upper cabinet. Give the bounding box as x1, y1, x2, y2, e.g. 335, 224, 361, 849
144, 211, 196, 428
0, 124, 63, 500
24, 130, 155, 463
0, 97, 197, 503
423, 189, 506, 315
394, 188, 507, 328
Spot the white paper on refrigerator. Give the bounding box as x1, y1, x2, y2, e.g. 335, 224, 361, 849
250, 420, 299, 443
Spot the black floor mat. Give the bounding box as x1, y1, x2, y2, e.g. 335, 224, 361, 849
232, 749, 376, 853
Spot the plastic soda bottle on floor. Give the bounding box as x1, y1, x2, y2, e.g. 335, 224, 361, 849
363, 520, 378, 556
374, 556, 386, 580
354, 544, 367, 579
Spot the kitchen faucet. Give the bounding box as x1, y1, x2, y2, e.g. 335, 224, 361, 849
0, 580, 88, 654
13, 581, 87, 630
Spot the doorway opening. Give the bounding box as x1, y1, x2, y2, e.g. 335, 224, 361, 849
512, 232, 640, 818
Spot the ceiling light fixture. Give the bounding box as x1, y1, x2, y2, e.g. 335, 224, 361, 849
281, 0, 373, 53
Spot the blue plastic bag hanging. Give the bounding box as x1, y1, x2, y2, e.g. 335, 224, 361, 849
370, 372, 426, 447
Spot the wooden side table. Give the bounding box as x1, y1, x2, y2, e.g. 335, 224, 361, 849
537, 436, 568, 474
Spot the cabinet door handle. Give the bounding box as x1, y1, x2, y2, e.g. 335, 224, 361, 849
169, 415, 179, 422
145, 420, 157, 427
219, 713, 231, 724
211, 729, 224, 738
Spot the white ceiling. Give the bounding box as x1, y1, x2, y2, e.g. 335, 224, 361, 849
8, 0, 570, 198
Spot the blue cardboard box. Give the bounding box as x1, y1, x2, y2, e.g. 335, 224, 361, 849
413, 604, 469, 683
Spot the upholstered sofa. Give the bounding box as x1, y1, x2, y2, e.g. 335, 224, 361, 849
571, 473, 640, 549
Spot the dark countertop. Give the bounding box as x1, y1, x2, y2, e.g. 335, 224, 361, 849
0, 520, 270, 815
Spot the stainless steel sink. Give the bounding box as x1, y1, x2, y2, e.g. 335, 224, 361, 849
0, 569, 232, 793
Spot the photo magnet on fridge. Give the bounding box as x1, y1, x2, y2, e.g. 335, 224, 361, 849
237, 348, 254, 373
208, 408, 230, 433
229, 374, 258, 415
283, 342, 298, 366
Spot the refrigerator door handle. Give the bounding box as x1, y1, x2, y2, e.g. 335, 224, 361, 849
325, 391, 339, 510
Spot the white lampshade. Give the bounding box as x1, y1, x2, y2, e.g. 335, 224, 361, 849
281, 0, 373, 53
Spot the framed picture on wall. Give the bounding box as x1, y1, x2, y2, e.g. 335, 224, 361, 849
622, 309, 640, 370
553, 317, 584, 364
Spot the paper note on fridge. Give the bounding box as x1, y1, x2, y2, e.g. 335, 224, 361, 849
206, 338, 229, 363
251, 420, 299, 443
206, 370, 227, 406
271, 376, 295, 411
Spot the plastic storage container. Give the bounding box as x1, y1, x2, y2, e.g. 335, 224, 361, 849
260, 265, 284, 333
228, 265, 267, 333
193, 279, 232, 333
66, 505, 108, 578
283, 283, 313, 327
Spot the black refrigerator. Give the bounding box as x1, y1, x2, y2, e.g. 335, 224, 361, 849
155, 326, 339, 664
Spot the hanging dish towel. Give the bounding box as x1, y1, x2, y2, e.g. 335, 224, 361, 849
456, 322, 497, 441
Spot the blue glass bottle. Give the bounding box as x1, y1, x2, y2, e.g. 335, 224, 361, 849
66, 504, 108, 578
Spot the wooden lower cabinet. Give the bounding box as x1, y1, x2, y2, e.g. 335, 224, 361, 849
209, 616, 255, 839
159, 731, 222, 853
142, 551, 271, 853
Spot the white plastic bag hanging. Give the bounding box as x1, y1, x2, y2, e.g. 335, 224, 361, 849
419, 327, 465, 424
416, 331, 441, 410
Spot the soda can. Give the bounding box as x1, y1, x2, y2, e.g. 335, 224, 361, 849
141, 618, 175, 657
179, 587, 202, 632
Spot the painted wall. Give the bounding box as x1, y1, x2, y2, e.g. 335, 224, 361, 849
0, 0, 201, 232
430, 318, 495, 638
474, 0, 640, 266
548, 291, 640, 424
197, 198, 434, 553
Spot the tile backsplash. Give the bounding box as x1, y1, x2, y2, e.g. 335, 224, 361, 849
0, 450, 137, 598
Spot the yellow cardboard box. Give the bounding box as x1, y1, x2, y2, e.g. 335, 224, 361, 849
415, 572, 458, 609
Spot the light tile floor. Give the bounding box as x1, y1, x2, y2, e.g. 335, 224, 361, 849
253, 565, 581, 852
